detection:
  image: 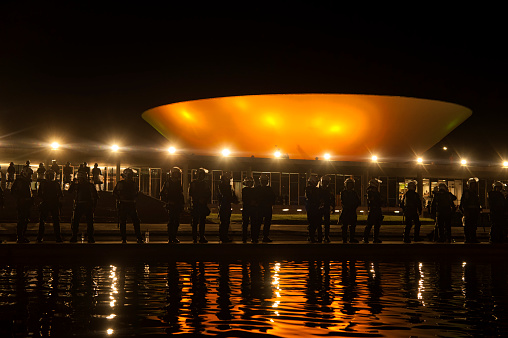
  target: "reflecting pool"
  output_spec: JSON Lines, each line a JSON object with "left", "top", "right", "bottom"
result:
{"left": 1, "top": 260, "right": 507, "bottom": 336}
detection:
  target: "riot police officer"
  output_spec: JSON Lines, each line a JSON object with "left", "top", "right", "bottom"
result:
{"left": 340, "top": 177, "right": 360, "bottom": 243}
{"left": 63, "top": 162, "right": 73, "bottom": 187}
{"left": 68, "top": 171, "right": 99, "bottom": 243}
{"left": 241, "top": 176, "right": 257, "bottom": 243}
{"left": 160, "top": 167, "right": 185, "bottom": 243}
{"left": 430, "top": 182, "right": 457, "bottom": 243}
{"left": 36, "top": 163, "right": 46, "bottom": 190}
{"left": 218, "top": 171, "right": 238, "bottom": 243}
{"left": 460, "top": 177, "right": 481, "bottom": 243}
{"left": 253, "top": 173, "right": 276, "bottom": 243}
{"left": 488, "top": 181, "right": 506, "bottom": 243}
{"left": 364, "top": 178, "right": 383, "bottom": 243}
{"left": 319, "top": 175, "right": 335, "bottom": 243}
{"left": 401, "top": 180, "right": 423, "bottom": 243}
{"left": 37, "top": 169, "right": 63, "bottom": 243}
{"left": 113, "top": 168, "right": 144, "bottom": 244}
{"left": 305, "top": 174, "right": 321, "bottom": 242}
{"left": 189, "top": 168, "right": 211, "bottom": 243}
{"left": 11, "top": 166, "right": 33, "bottom": 243}
{"left": 51, "top": 160, "right": 60, "bottom": 182}
{"left": 7, "top": 162, "right": 15, "bottom": 189}
{"left": 92, "top": 163, "right": 102, "bottom": 191}
{"left": 24, "top": 160, "right": 34, "bottom": 182}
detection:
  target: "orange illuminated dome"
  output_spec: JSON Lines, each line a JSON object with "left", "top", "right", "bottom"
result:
{"left": 142, "top": 94, "right": 471, "bottom": 161}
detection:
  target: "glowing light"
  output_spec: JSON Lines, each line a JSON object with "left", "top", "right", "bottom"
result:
{"left": 111, "top": 144, "right": 119, "bottom": 152}
{"left": 221, "top": 148, "right": 230, "bottom": 157}
{"left": 503, "top": 161, "right": 508, "bottom": 167}
{"left": 324, "top": 153, "right": 331, "bottom": 160}
{"left": 443, "top": 146, "right": 448, "bottom": 150}
{"left": 417, "top": 157, "right": 423, "bottom": 163}
{"left": 371, "top": 155, "right": 378, "bottom": 162}
{"left": 168, "top": 146, "right": 176, "bottom": 154}
{"left": 297, "top": 209, "right": 303, "bottom": 212}
{"left": 274, "top": 150, "right": 281, "bottom": 158}
{"left": 107, "top": 329, "right": 114, "bottom": 335}
{"left": 394, "top": 210, "right": 400, "bottom": 214}
{"left": 461, "top": 159, "right": 467, "bottom": 165}
{"left": 142, "top": 94, "right": 472, "bottom": 161}
{"left": 50, "top": 142, "right": 59, "bottom": 150}
{"left": 282, "top": 208, "right": 289, "bottom": 212}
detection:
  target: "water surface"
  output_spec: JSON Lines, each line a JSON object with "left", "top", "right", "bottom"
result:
{"left": 1, "top": 260, "right": 507, "bottom": 336}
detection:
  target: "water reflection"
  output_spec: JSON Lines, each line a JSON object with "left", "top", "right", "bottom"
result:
{"left": 1, "top": 260, "right": 508, "bottom": 336}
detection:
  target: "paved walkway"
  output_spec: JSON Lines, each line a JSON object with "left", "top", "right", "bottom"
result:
{"left": 0, "top": 222, "right": 494, "bottom": 244}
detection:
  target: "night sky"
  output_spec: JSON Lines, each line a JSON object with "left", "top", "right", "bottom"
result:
{"left": 1, "top": 2, "right": 505, "bottom": 164}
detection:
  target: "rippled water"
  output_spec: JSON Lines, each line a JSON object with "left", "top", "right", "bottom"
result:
{"left": 1, "top": 259, "right": 507, "bottom": 337}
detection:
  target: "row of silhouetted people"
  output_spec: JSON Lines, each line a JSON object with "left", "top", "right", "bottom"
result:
{"left": 2, "top": 163, "right": 508, "bottom": 244}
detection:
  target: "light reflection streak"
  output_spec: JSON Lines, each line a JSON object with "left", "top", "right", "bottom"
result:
{"left": 418, "top": 262, "right": 425, "bottom": 306}
{"left": 272, "top": 263, "right": 282, "bottom": 321}
{"left": 108, "top": 265, "right": 117, "bottom": 330}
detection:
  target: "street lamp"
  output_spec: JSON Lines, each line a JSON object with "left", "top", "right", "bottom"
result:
{"left": 274, "top": 150, "right": 281, "bottom": 158}
{"left": 461, "top": 159, "right": 467, "bottom": 166}
{"left": 168, "top": 146, "right": 176, "bottom": 154}
{"left": 371, "top": 155, "right": 378, "bottom": 162}
{"left": 417, "top": 157, "right": 423, "bottom": 164}
{"left": 111, "top": 144, "right": 119, "bottom": 152}
{"left": 324, "top": 153, "right": 331, "bottom": 160}
{"left": 222, "top": 148, "right": 230, "bottom": 157}
{"left": 51, "top": 141, "right": 60, "bottom": 150}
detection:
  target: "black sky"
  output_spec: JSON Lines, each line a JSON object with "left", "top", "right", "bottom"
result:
{"left": 0, "top": 2, "right": 506, "bottom": 164}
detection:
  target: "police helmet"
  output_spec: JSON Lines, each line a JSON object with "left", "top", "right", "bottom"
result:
{"left": 259, "top": 173, "right": 269, "bottom": 184}
{"left": 170, "top": 167, "right": 182, "bottom": 179}
{"left": 122, "top": 168, "right": 134, "bottom": 179}
{"left": 320, "top": 175, "right": 331, "bottom": 187}
{"left": 407, "top": 180, "right": 417, "bottom": 190}
{"left": 369, "top": 178, "right": 382, "bottom": 188}
{"left": 493, "top": 181, "right": 505, "bottom": 190}
{"left": 467, "top": 177, "right": 479, "bottom": 188}
{"left": 243, "top": 176, "right": 254, "bottom": 187}
{"left": 344, "top": 177, "right": 355, "bottom": 189}
{"left": 308, "top": 174, "right": 319, "bottom": 187}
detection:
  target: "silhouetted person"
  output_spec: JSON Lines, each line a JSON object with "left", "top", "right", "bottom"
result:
{"left": 430, "top": 182, "right": 457, "bottom": 243}
{"left": 189, "top": 168, "right": 211, "bottom": 243}
{"left": 62, "top": 162, "right": 73, "bottom": 186}
{"left": 91, "top": 163, "right": 102, "bottom": 191}
{"left": 306, "top": 174, "right": 321, "bottom": 242}
{"left": 402, "top": 180, "right": 423, "bottom": 243}
{"left": 340, "top": 177, "right": 360, "bottom": 243}
{"left": 160, "top": 167, "right": 184, "bottom": 243}
{"left": 78, "top": 161, "right": 90, "bottom": 180}
{"left": 11, "top": 166, "right": 33, "bottom": 243}
{"left": 253, "top": 173, "right": 275, "bottom": 243}
{"left": 24, "top": 160, "right": 34, "bottom": 182}
{"left": 37, "top": 169, "right": 63, "bottom": 243}
{"left": 488, "top": 181, "right": 507, "bottom": 243}
{"left": 364, "top": 178, "right": 383, "bottom": 243}
{"left": 113, "top": 168, "right": 144, "bottom": 244}
{"left": 68, "top": 171, "right": 99, "bottom": 243}
{"left": 7, "top": 162, "right": 15, "bottom": 189}
{"left": 36, "top": 163, "right": 46, "bottom": 190}
{"left": 241, "top": 176, "right": 257, "bottom": 243}
{"left": 218, "top": 171, "right": 238, "bottom": 243}
{"left": 319, "top": 175, "right": 335, "bottom": 243}
{"left": 50, "top": 160, "right": 60, "bottom": 181}
{"left": 460, "top": 177, "right": 481, "bottom": 243}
